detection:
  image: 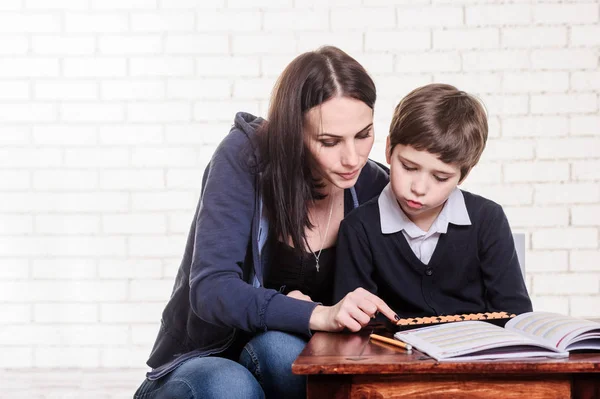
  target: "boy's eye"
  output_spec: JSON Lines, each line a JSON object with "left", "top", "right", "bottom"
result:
{"left": 434, "top": 175, "right": 450, "bottom": 182}
{"left": 401, "top": 163, "right": 417, "bottom": 171}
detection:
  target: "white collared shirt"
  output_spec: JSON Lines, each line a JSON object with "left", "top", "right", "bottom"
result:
{"left": 378, "top": 184, "right": 471, "bottom": 265}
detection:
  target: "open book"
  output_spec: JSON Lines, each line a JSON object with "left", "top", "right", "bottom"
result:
{"left": 393, "top": 311, "right": 600, "bottom": 361}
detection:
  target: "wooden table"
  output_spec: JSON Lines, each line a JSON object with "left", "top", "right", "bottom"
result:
{"left": 292, "top": 329, "right": 600, "bottom": 398}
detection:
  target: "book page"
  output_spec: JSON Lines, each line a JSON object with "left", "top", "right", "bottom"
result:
{"left": 506, "top": 312, "right": 600, "bottom": 352}
{"left": 394, "top": 321, "right": 564, "bottom": 361}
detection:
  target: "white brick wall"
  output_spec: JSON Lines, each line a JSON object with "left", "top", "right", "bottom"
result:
{"left": 0, "top": 0, "right": 599, "bottom": 397}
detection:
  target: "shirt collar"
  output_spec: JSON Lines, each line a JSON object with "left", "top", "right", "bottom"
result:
{"left": 378, "top": 184, "right": 471, "bottom": 236}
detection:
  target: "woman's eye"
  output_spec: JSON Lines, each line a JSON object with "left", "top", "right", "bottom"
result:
{"left": 356, "top": 131, "right": 372, "bottom": 140}
{"left": 320, "top": 140, "right": 338, "bottom": 147}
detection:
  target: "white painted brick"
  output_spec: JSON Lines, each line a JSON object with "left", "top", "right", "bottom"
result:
{"left": 160, "top": 0, "right": 224, "bottom": 8}
{"left": 397, "top": 6, "right": 463, "bottom": 27}
{"left": 101, "top": 304, "right": 163, "bottom": 323}
{"left": 531, "top": 94, "right": 597, "bottom": 115}
{"left": 0, "top": 170, "right": 30, "bottom": 190}
{"left": 353, "top": 53, "right": 394, "bottom": 75}
{"left": 127, "top": 103, "right": 191, "bottom": 122}
{"left": 198, "top": 10, "right": 261, "bottom": 32}
{"left": 130, "top": 57, "right": 195, "bottom": 77}
{"left": 532, "top": 228, "right": 598, "bottom": 250}
{"left": 130, "top": 278, "right": 178, "bottom": 299}
{"left": 0, "top": 58, "right": 59, "bottom": 77}
{"left": 483, "top": 95, "right": 529, "bottom": 116}
{"left": 35, "top": 81, "right": 98, "bottom": 100}
{"left": 35, "top": 215, "right": 100, "bottom": 235}
{"left": 533, "top": 3, "right": 598, "bottom": 24}
{"left": 331, "top": 8, "right": 396, "bottom": 30}
{"left": 193, "top": 100, "right": 260, "bottom": 121}
{"left": 0, "top": 36, "right": 28, "bottom": 54}
{"left": 131, "top": 192, "right": 197, "bottom": 211}
{"left": 466, "top": 4, "right": 531, "bottom": 26}
{"left": 99, "top": 35, "right": 163, "bottom": 55}
{"left": 530, "top": 296, "right": 569, "bottom": 315}
{"left": 33, "top": 126, "right": 97, "bottom": 146}
{"left": 572, "top": 72, "right": 600, "bottom": 91}
{"left": 433, "top": 73, "right": 501, "bottom": 94}
{"left": 103, "top": 214, "right": 167, "bottom": 234}
{"left": 65, "top": 13, "right": 129, "bottom": 33}
{"left": 533, "top": 273, "right": 597, "bottom": 294}
{"left": 227, "top": 0, "right": 291, "bottom": 8}
{"left": 505, "top": 206, "right": 569, "bottom": 228}
{"left": 531, "top": 49, "right": 598, "bottom": 70}
{"left": 434, "top": 28, "right": 498, "bottom": 50}
{"left": 33, "top": 170, "right": 98, "bottom": 191}
{"left": 232, "top": 33, "right": 297, "bottom": 54}
{"left": 197, "top": 56, "right": 260, "bottom": 77}
{"left": 502, "top": 27, "right": 567, "bottom": 48}
{"left": 101, "top": 80, "right": 165, "bottom": 100}
{"left": 34, "top": 304, "right": 98, "bottom": 323}
{"left": 537, "top": 138, "right": 600, "bottom": 160}
{"left": 503, "top": 72, "right": 568, "bottom": 93}
{"left": 295, "top": 32, "right": 364, "bottom": 54}
{"left": 168, "top": 212, "right": 193, "bottom": 233}
{"left": 98, "top": 259, "right": 163, "bottom": 279}
{"left": 166, "top": 122, "right": 232, "bottom": 145}
{"left": 167, "top": 78, "right": 231, "bottom": 99}
{"left": 264, "top": 10, "right": 328, "bottom": 31}
{"left": 99, "top": 125, "right": 163, "bottom": 145}
{"left": 525, "top": 250, "right": 569, "bottom": 272}
{"left": 462, "top": 162, "right": 502, "bottom": 184}
{"left": 64, "top": 58, "right": 127, "bottom": 78}
{"left": 131, "top": 147, "right": 197, "bottom": 167}
{"left": 65, "top": 148, "right": 129, "bottom": 168}
{"left": 572, "top": 205, "right": 600, "bottom": 227}
{"left": 0, "top": 81, "right": 29, "bottom": 100}
{"left": 0, "top": 103, "right": 57, "bottom": 122}
{"left": 366, "top": 31, "right": 431, "bottom": 51}
{"left": 0, "top": 0, "right": 23, "bottom": 10}
{"left": 0, "top": 281, "right": 128, "bottom": 302}
{"left": 484, "top": 139, "right": 534, "bottom": 161}
{"left": 0, "top": 305, "right": 32, "bottom": 324}
{"left": 395, "top": 52, "right": 461, "bottom": 73}
{"left": 0, "top": 126, "right": 30, "bottom": 145}
{"left": 295, "top": 0, "right": 361, "bottom": 7}
{"left": 166, "top": 169, "right": 203, "bottom": 189}
{"left": 0, "top": 148, "right": 61, "bottom": 168}
{"left": 61, "top": 103, "right": 125, "bottom": 122}
{"left": 505, "top": 161, "right": 569, "bottom": 183}
{"left": 132, "top": 12, "right": 195, "bottom": 32}
{"left": 570, "top": 251, "right": 600, "bottom": 272}
{"left": 91, "top": 0, "right": 157, "bottom": 9}
{"left": 0, "top": 259, "right": 29, "bottom": 279}
{"left": 100, "top": 169, "right": 165, "bottom": 190}
{"left": 535, "top": 183, "right": 599, "bottom": 205}
{"left": 23, "top": 325, "right": 130, "bottom": 346}
{"left": 165, "top": 34, "right": 228, "bottom": 54}
{"left": 31, "top": 35, "right": 95, "bottom": 55}
{"left": 463, "top": 51, "right": 529, "bottom": 71}
{"left": 503, "top": 116, "right": 568, "bottom": 138}
{"left": 572, "top": 160, "right": 600, "bottom": 181}
{"left": 101, "top": 347, "right": 149, "bottom": 368}
{"left": 571, "top": 26, "right": 600, "bottom": 47}
{"left": 132, "top": 324, "right": 160, "bottom": 345}
{"left": 261, "top": 55, "right": 296, "bottom": 77}
{"left": 571, "top": 296, "right": 600, "bottom": 318}
{"left": 233, "top": 78, "right": 279, "bottom": 100}
{"left": 375, "top": 75, "right": 433, "bottom": 100}
{"left": 26, "top": 0, "right": 88, "bottom": 9}
{"left": 0, "top": 193, "right": 129, "bottom": 213}
{"left": 32, "top": 258, "right": 97, "bottom": 279}
{"left": 0, "top": 348, "right": 33, "bottom": 368}
{"left": 0, "top": 236, "right": 128, "bottom": 257}
{"left": 163, "top": 258, "right": 181, "bottom": 278}
{"left": 35, "top": 348, "right": 100, "bottom": 368}
{"left": 0, "top": 13, "right": 61, "bottom": 33}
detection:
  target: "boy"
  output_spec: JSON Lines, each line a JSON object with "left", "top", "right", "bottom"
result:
{"left": 333, "top": 83, "right": 532, "bottom": 319}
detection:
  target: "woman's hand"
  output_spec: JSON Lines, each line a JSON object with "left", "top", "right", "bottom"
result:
{"left": 308, "top": 287, "right": 397, "bottom": 332}
{"left": 287, "top": 290, "right": 313, "bottom": 302}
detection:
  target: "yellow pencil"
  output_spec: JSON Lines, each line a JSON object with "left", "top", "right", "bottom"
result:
{"left": 370, "top": 333, "right": 413, "bottom": 351}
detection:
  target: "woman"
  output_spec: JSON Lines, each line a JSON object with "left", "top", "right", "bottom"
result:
{"left": 134, "top": 46, "right": 397, "bottom": 399}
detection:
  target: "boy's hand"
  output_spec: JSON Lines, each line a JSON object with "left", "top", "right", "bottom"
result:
{"left": 287, "top": 290, "right": 313, "bottom": 302}
{"left": 309, "top": 287, "right": 398, "bottom": 332}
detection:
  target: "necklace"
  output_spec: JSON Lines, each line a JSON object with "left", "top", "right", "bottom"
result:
{"left": 309, "top": 190, "right": 334, "bottom": 272}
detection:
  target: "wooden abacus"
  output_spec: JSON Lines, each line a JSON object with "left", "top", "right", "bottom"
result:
{"left": 395, "top": 311, "right": 516, "bottom": 331}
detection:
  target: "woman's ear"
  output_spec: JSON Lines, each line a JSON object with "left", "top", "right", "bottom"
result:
{"left": 385, "top": 136, "right": 391, "bottom": 165}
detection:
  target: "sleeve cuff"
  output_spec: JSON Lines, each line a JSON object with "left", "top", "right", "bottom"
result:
{"left": 264, "top": 294, "right": 318, "bottom": 336}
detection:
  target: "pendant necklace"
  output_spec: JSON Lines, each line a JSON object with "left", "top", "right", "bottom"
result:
{"left": 309, "top": 190, "right": 334, "bottom": 272}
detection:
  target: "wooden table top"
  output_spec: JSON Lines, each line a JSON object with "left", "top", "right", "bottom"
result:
{"left": 292, "top": 329, "right": 600, "bottom": 375}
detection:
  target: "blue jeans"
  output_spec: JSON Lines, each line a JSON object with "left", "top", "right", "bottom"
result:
{"left": 134, "top": 331, "right": 307, "bottom": 399}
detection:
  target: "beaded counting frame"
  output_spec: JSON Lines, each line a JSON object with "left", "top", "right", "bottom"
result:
{"left": 395, "top": 311, "right": 517, "bottom": 331}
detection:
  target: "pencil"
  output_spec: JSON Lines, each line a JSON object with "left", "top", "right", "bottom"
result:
{"left": 370, "top": 333, "right": 413, "bottom": 351}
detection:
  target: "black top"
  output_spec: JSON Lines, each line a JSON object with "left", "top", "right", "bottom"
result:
{"left": 265, "top": 241, "right": 336, "bottom": 306}
{"left": 333, "top": 190, "right": 533, "bottom": 318}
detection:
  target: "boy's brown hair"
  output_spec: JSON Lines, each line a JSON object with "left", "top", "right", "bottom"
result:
{"left": 388, "top": 83, "right": 488, "bottom": 180}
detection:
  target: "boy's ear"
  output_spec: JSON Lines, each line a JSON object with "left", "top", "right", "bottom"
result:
{"left": 385, "top": 136, "right": 391, "bottom": 164}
